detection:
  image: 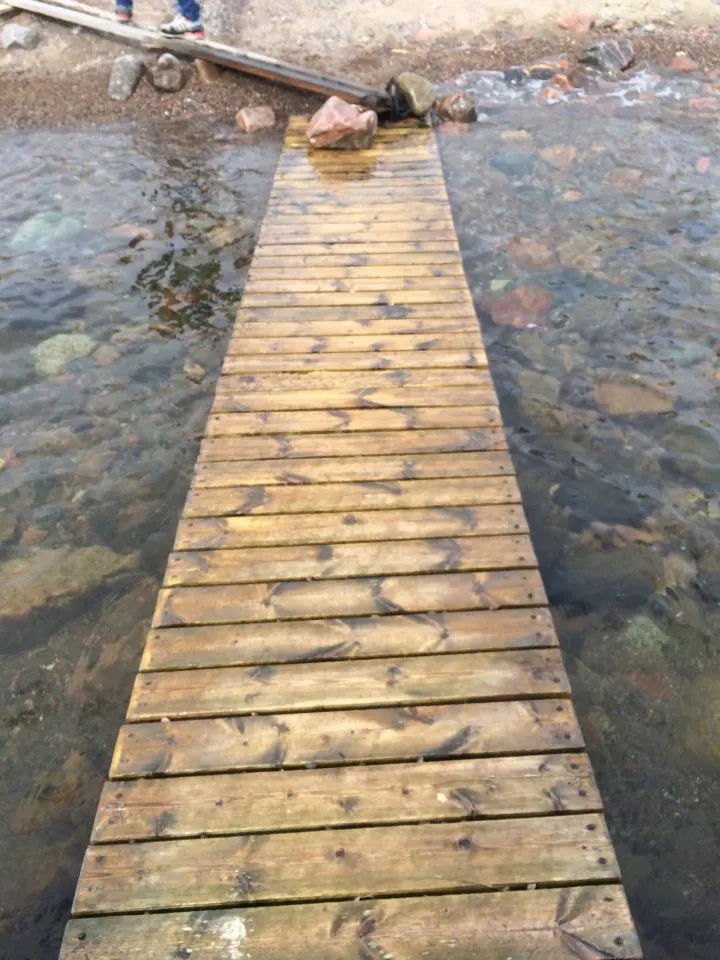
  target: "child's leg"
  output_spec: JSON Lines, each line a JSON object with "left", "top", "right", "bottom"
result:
{"left": 115, "top": 0, "right": 133, "bottom": 20}
{"left": 175, "top": 0, "right": 202, "bottom": 24}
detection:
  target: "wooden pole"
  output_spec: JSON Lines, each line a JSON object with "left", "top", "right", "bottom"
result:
{"left": 6, "top": 0, "right": 384, "bottom": 104}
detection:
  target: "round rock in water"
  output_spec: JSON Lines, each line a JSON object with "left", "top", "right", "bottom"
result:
{"left": 395, "top": 72, "right": 437, "bottom": 116}
{"left": 150, "top": 53, "right": 186, "bottom": 93}
{"left": 108, "top": 54, "right": 146, "bottom": 101}
{"left": 11, "top": 212, "right": 85, "bottom": 254}
{"left": 33, "top": 333, "right": 96, "bottom": 377}
{"left": 489, "top": 150, "right": 537, "bottom": 177}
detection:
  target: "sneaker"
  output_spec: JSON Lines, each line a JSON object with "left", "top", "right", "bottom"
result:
{"left": 159, "top": 13, "right": 204, "bottom": 38}
{"left": 114, "top": 6, "right": 132, "bottom": 21}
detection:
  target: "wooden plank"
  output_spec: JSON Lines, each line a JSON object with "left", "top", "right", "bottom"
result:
{"left": 199, "top": 428, "right": 508, "bottom": 462}
{"left": 185, "top": 476, "right": 519, "bottom": 518}
{"left": 112, "top": 696, "right": 582, "bottom": 778}
{"left": 212, "top": 386, "right": 497, "bottom": 413}
{"left": 231, "top": 320, "right": 477, "bottom": 338}
{"left": 226, "top": 333, "right": 479, "bottom": 354}
{"left": 244, "top": 277, "right": 466, "bottom": 293}
{"left": 243, "top": 253, "right": 463, "bottom": 269}
{"left": 206, "top": 407, "right": 500, "bottom": 437}
{"left": 222, "top": 351, "right": 487, "bottom": 372}
{"left": 265, "top": 205, "right": 453, "bottom": 219}
{"left": 7, "top": 0, "right": 381, "bottom": 102}
{"left": 235, "top": 303, "right": 475, "bottom": 321}
{"left": 92, "top": 753, "right": 599, "bottom": 842}
{"left": 191, "top": 451, "right": 512, "bottom": 487}
{"left": 164, "top": 535, "right": 536, "bottom": 587}
{"left": 240, "top": 290, "right": 469, "bottom": 307}
{"left": 60, "top": 886, "right": 642, "bottom": 960}
{"left": 251, "top": 242, "right": 461, "bottom": 257}
{"left": 152, "top": 570, "right": 545, "bottom": 628}
{"left": 175, "top": 504, "right": 526, "bottom": 550}
{"left": 216, "top": 369, "right": 490, "bottom": 392}
{"left": 73, "top": 813, "right": 617, "bottom": 914}
{"left": 129, "top": 649, "right": 567, "bottom": 721}
{"left": 141, "top": 607, "right": 557, "bottom": 671}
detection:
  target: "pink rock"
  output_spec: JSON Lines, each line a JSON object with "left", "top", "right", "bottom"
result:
{"left": 671, "top": 52, "right": 699, "bottom": 72}
{"left": 435, "top": 92, "right": 477, "bottom": 123}
{"left": 415, "top": 28, "right": 441, "bottom": 43}
{"left": 558, "top": 12, "right": 595, "bottom": 32}
{"left": 235, "top": 106, "right": 276, "bottom": 132}
{"left": 306, "top": 96, "right": 378, "bottom": 150}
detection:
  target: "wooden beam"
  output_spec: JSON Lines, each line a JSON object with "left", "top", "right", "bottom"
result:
{"left": 6, "top": 0, "right": 382, "bottom": 103}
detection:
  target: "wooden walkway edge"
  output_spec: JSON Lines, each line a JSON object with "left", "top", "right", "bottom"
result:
{"left": 58, "top": 119, "right": 643, "bottom": 960}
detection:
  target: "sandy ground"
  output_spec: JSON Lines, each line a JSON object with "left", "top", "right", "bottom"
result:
{"left": 1, "top": 0, "right": 720, "bottom": 125}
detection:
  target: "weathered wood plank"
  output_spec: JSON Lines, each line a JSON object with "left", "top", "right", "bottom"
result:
{"left": 241, "top": 290, "right": 469, "bottom": 307}
{"left": 191, "top": 452, "right": 513, "bottom": 488}
{"left": 93, "top": 753, "right": 599, "bottom": 842}
{"left": 74, "top": 814, "right": 617, "bottom": 914}
{"left": 248, "top": 254, "right": 461, "bottom": 269}
{"left": 141, "top": 607, "right": 557, "bottom": 671}
{"left": 231, "top": 319, "right": 478, "bottom": 339}
{"left": 251, "top": 242, "right": 461, "bottom": 257}
{"left": 60, "top": 886, "right": 642, "bottom": 960}
{"left": 175, "top": 504, "right": 526, "bottom": 550}
{"left": 243, "top": 267, "right": 466, "bottom": 286}
{"left": 128, "top": 649, "right": 567, "bottom": 721}
{"left": 222, "top": 350, "right": 487, "bottom": 372}
{"left": 112, "top": 697, "right": 582, "bottom": 778}
{"left": 265, "top": 206, "right": 453, "bottom": 220}
{"left": 164, "top": 535, "right": 536, "bottom": 587}
{"left": 152, "top": 570, "right": 545, "bottom": 628}
{"left": 244, "top": 277, "right": 466, "bottom": 293}
{"left": 185, "top": 476, "right": 519, "bottom": 518}
{"left": 226, "top": 332, "right": 479, "bottom": 354}
{"left": 199, "top": 428, "right": 508, "bottom": 462}
{"left": 235, "top": 303, "right": 472, "bottom": 320}
{"left": 212, "top": 386, "right": 497, "bottom": 413}
{"left": 206, "top": 407, "right": 500, "bottom": 437}
{"left": 216, "top": 369, "right": 490, "bottom": 392}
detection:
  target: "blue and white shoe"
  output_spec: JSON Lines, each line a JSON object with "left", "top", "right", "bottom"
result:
{"left": 159, "top": 13, "right": 204, "bottom": 38}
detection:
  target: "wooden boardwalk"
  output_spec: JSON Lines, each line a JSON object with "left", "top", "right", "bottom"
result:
{"left": 59, "top": 119, "right": 642, "bottom": 960}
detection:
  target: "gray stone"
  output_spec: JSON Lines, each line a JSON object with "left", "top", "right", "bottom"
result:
{"left": 396, "top": 72, "right": 437, "bottom": 116}
{"left": 489, "top": 150, "right": 537, "bottom": 177}
{"left": 150, "top": 53, "right": 185, "bottom": 93}
{"left": 579, "top": 38, "right": 635, "bottom": 73}
{"left": 11, "top": 212, "right": 85, "bottom": 254}
{"left": 108, "top": 54, "right": 146, "bottom": 101}
{"left": 1, "top": 23, "right": 41, "bottom": 50}
{"left": 34, "top": 333, "right": 96, "bottom": 377}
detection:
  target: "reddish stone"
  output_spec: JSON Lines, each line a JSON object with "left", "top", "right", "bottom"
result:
{"left": 697, "top": 156, "right": 711, "bottom": 174}
{"left": 235, "top": 106, "right": 276, "bottom": 132}
{"left": 415, "top": 28, "right": 440, "bottom": 43}
{"left": 307, "top": 96, "right": 377, "bottom": 150}
{"left": 435, "top": 92, "right": 478, "bottom": 123}
{"left": 538, "top": 86, "right": 564, "bottom": 103}
{"left": 627, "top": 669, "right": 671, "bottom": 702}
{"left": 539, "top": 144, "right": 577, "bottom": 169}
{"left": 507, "top": 237, "right": 555, "bottom": 271}
{"left": 558, "top": 12, "right": 595, "bottom": 32}
{"left": 550, "top": 73, "right": 573, "bottom": 90}
{"left": 671, "top": 52, "right": 698, "bottom": 72}
{"left": 690, "top": 97, "right": 720, "bottom": 110}
{"left": 438, "top": 121, "right": 470, "bottom": 135}
{"left": 563, "top": 189, "right": 583, "bottom": 201}
{"left": 485, "top": 285, "right": 553, "bottom": 328}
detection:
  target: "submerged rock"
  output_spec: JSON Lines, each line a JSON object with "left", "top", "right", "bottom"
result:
{"left": 235, "top": 105, "right": 276, "bottom": 132}
{"left": 150, "top": 53, "right": 185, "bottom": 92}
{"left": 504, "top": 66, "right": 528, "bottom": 86}
{"left": 307, "top": 97, "right": 377, "bottom": 150}
{"left": 34, "top": 333, "right": 96, "bottom": 377}
{"left": 594, "top": 379, "right": 676, "bottom": 415}
{"left": 435, "top": 92, "right": 477, "bottom": 123}
{"left": 619, "top": 614, "right": 672, "bottom": 652}
{"left": 11, "top": 212, "right": 84, "bottom": 254}
{"left": 579, "top": 38, "right": 635, "bottom": 73}
{"left": 0, "top": 546, "right": 139, "bottom": 620}
{"left": 485, "top": 284, "right": 552, "bottom": 328}
{"left": 395, "top": 72, "right": 437, "bottom": 116}
{"left": 108, "top": 54, "right": 145, "bottom": 101}
{"left": 489, "top": 150, "right": 536, "bottom": 177}
{"left": 1, "top": 23, "right": 40, "bottom": 50}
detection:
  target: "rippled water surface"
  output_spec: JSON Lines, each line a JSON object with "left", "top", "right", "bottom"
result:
{"left": 440, "top": 83, "right": 720, "bottom": 960}
{"left": 0, "top": 119, "right": 280, "bottom": 959}
{"left": 1, "top": 84, "right": 719, "bottom": 960}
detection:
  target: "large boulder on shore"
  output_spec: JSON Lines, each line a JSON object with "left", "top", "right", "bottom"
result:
{"left": 307, "top": 97, "right": 377, "bottom": 150}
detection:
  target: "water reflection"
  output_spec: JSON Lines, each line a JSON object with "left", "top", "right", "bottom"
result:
{"left": 0, "top": 118, "right": 280, "bottom": 959}
{"left": 440, "top": 85, "right": 720, "bottom": 960}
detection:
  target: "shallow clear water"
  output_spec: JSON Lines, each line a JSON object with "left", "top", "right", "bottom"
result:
{"left": 1, "top": 86, "right": 719, "bottom": 960}
{"left": 440, "top": 87, "right": 720, "bottom": 960}
{"left": 0, "top": 119, "right": 280, "bottom": 958}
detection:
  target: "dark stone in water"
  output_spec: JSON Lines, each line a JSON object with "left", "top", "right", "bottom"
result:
{"left": 489, "top": 150, "right": 537, "bottom": 177}
{"left": 504, "top": 66, "right": 529, "bottom": 86}
{"left": 684, "top": 221, "right": 716, "bottom": 243}
{"left": 579, "top": 38, "right": 635, "bottom": 73}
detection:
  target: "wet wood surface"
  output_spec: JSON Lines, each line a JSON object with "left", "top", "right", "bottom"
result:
{"left": 59, "top": 120, "right": 642, "bottom": 959}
